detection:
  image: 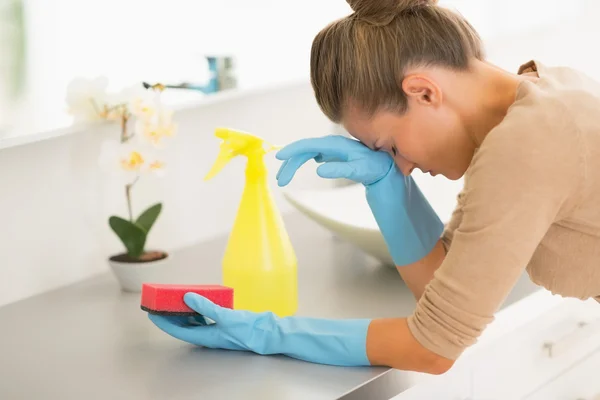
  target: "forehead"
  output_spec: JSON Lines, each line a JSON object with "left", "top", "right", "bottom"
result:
{"left": 342, "top": 107, "right": 409, "bottom": 148}
{"left": 341, "top": 117, "right": 375, "bottom": 147}
{"left": 340, "top": 104, "right": 378, "bottom": 142}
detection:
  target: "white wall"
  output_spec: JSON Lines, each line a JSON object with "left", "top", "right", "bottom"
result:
{"left": 15, "top": 0, "right": 354, "bottom": 133}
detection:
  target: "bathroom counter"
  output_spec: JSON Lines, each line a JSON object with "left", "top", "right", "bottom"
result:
{"left": 0, "top": 213, "right": 540, "bottom": 400}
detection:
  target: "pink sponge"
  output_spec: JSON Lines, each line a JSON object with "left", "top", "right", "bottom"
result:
{"left": 141, "top": 283, "right": 234, "bottom": 316}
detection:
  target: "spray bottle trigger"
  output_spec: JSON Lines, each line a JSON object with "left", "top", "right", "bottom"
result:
{"left": 204, "top": 152, "right": 232, "bottom": 181}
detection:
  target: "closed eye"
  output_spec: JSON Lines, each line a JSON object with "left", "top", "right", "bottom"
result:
{"left": 391, "top": 146, "right": 397, "bottom": 156}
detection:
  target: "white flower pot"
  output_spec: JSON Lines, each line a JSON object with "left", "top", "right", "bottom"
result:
{"left": 108, "top": 252, "right": 171, "bottom": 292}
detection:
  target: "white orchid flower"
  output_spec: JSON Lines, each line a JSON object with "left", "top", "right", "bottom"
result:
{"left": 134, "top": 107, "right": 177, "bottom": 147}
{"left": 109, "top": 83, "right": 158, "bottom": 120}
{"left": 65, "top": 76, "right": 110, "bottom": 122}
{"left": 99, "top": 136, "right": 168, "bottom": 185}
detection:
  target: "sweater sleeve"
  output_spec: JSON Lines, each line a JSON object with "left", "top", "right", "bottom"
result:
{"left": 440, "top": 187, "right": 466, "bottom": 253}
{"left": 407, "top": 95, "right": 583, "bottom": 360}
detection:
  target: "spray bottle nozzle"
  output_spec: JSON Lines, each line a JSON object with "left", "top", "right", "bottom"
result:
{"left": 204, "top": 127, "right": 280, "bottom": 181}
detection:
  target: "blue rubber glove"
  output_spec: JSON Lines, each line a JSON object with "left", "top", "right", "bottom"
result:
{"left": 148, "top": 293, "right": 371, "bottom": 367}
{"left": 275, "top": 135, "right": 443, "bottom": 266}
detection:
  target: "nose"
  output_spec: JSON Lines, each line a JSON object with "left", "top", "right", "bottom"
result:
{"left": 395, "top": 157, "right": 415, "bottom": 176}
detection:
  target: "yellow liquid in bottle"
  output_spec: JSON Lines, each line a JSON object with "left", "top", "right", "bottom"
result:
{"left": 223, "top": 265, "right": 297, "bottom": 317}
{"left": 221, "top": 164, "right": 298, "bottom": 317}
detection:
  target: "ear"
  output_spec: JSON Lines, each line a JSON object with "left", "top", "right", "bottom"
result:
{"left": 401, "top": 75, "right": 442, "bottom": 107}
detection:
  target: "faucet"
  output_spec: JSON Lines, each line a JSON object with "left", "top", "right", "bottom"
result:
{"left": 203, "top": 56, "right": 237, "bottom": 93}
{"left": 143, "top": 55, "right": 237, "bottom": 95}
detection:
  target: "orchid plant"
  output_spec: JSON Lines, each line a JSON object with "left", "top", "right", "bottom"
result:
{"left": 66, "top": 77, "right": 177, "bottom": 262}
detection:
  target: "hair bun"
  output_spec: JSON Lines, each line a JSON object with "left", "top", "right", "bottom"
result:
{"left": 347, "top": 0, "right": 438, "bottom": 25}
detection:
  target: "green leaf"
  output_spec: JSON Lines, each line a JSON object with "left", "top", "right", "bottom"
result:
{"left": 109, "top": 216, "right": 147, "bottom": 259}
{"left": 135, "top": 203, "right": 162, "bottom": 234}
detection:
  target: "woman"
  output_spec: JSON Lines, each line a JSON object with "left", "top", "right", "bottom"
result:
{"left": 148, "top": 0, "right": 600, "bottom": 374}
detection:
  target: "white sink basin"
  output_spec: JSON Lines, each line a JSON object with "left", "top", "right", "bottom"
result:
{"left": 282, "top": 172, "right": 463, "bottom": 266}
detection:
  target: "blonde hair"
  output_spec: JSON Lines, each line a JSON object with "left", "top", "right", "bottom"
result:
{"left": 310, "top": 0, "right": 484, "bottom": 122}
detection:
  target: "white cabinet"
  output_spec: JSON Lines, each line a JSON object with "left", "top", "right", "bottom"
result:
{"left": 464, "top": 297, "right": 600, "bottom": 400}
{"left": 524, "top": 347, "right": 600, "bottom": 400}
{"left": 392, "top": 295, "right": 600, "bottom": 400}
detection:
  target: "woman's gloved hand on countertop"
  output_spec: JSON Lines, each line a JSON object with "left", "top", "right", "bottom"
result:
{"left": 275, "top": 135, "right": 443, "bottom": 266}
{"left": 148, "top": 292, "right": 372, "bottom": 367}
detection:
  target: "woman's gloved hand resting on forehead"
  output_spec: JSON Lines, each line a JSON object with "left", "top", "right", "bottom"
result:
{"left": 275, "top": 134, "right": 443, "bottom": 266}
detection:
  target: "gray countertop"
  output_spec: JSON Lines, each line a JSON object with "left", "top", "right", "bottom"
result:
{"left": 0, "top": 213, "right": 539, "bottom": 400}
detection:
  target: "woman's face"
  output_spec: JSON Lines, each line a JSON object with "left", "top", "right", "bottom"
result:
{"left": 341, "top": 75, "right": 478, "bottom": 180}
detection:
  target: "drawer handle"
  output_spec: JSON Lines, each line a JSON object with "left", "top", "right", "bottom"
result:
{"left": 542, "top": 319, "right": 600, "bottom": 358}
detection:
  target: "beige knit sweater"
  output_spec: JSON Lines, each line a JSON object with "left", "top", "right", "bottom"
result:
{"left": 407, "top": 60, "right": 600, "bottom": 360}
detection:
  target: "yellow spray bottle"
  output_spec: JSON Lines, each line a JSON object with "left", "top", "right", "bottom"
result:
{"left": 204, "top": 127, "right": 298, "bottom": 317}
